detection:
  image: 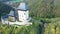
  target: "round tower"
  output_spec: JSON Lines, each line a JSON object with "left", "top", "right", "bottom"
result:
{"left": 17, "top": 0, "right": 29, "bottom": 21}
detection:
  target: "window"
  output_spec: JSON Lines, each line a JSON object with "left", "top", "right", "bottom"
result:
{"left": 24, "top": 13, "right": 26, "bottom": 15}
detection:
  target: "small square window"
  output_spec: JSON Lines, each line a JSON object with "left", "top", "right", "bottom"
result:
{"left": 24, "top": 13, "right": 26, "bottom": 15}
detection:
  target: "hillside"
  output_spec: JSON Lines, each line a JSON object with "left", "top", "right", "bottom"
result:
{"left": 0, "top": 0, "right": 60, "bottom": 34}
{"left": 0, "top": 0, "right": 60, "bottom": 17}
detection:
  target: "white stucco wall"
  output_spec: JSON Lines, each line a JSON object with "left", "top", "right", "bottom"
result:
{"left": 18, "top": 10, "right": 29, "bottom": 21}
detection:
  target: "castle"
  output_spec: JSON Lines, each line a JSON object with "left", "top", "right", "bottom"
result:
{"left": 1, "top": 0, "right": 32, "bottom": 26}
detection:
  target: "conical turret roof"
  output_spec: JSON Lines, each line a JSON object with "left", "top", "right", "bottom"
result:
{"left": 17, "top": 1, "right": 29, "bottom": 11}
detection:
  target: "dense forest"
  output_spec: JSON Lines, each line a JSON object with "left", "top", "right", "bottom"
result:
{"left": 0, "top": 0, "right": 60, "bottom": 34}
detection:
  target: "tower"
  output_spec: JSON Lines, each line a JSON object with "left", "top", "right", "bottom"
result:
{"left": 17, "top": 0, "right": 29, "bottom": 22}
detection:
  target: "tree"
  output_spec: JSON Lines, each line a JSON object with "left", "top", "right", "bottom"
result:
{"left": 0, "top": 2, "right": 14, "bottom": 21}
{"left": 27, "top": 0, "right": 55, "bottom": 34}
{"left": 40, "top": 0, "right": 55, "bottom": 34}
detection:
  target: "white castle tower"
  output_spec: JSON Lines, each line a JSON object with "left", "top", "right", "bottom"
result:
{"left": 1, "top": 0, "right": 32, "bottom": 26}
{"left": 17, "top": 1, "right": 29, "bottom": 22}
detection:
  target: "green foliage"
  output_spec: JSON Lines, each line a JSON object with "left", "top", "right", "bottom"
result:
{"left": 0, "top": 0, "right": 60, "bottom": 34}
{"left": 0, "top": 19, "right": 60, "bottom": 34}
{"left": 40, "top": 18, "right": 52, "bottom": 23}
{"left": 0, "top": 2, "right": 13, "bottom": 16}
{"left": 27, "top": 0, "right": 60, "bottom": 18}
